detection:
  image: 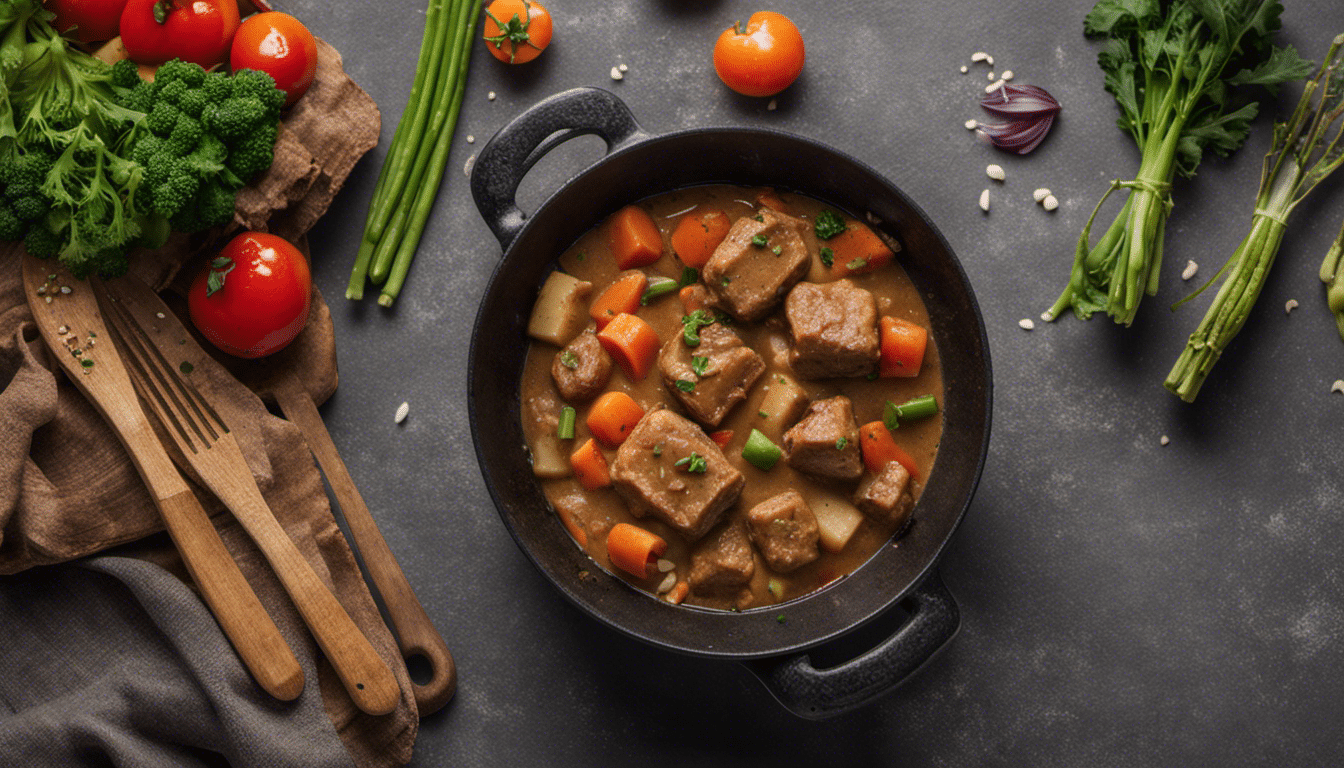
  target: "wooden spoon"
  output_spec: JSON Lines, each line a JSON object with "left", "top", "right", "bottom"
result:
{"left": 20, "top": 254, "right": 304, "bottom": 702}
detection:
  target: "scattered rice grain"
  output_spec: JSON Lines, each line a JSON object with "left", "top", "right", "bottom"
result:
{"left": 657, "top": 573, "right": 677, "bottom": 593}
{"left": 960, "top": 65, "right": 969, "bottom": 73}
{"left": 1033, "top": 187, "right": 1051, "bottom": 202}
{"left": 1001, "top": 69, "right": 1014, "bottom": 80}
{"left": 619, "top": 63, "right": 628, "bottom": 72}
{"left": 985, "top": 79, "right": 1006, "bottom": 93}
{"left": 986, "top": 164, "right": 1005, "bottom": 181}
{"left": 1181, "top": 260, "right": 1198, "bottom": 281}
{"left": 964, "top": 118, "right": 978, "bottom": 130}
{"left": 1042, "top": 194, "right": 1059, "bottom": 212}
{"left": 978, "top": 189, "right": 990, "bottom": 212}
{"left": 987, "top": 70, "right": 996, "bottom": 80}
{"left": 463, "top": 153, "right": 475, "bottom": 176}
{"left": 656, "top": 558, "right": 675, "bottom": 573}
{"left": 466, "top": 135, "right": 475, "bottom": 144}
{"left": 394, "top": 402, "right": 410, "bottom": 424}
{"left": 971, "top": 51, "right": 993, "bottom": 64}
{"left": 1018, "top": 318, "right": 1035, "bottom": 330}
{"left": 1285, "top": 299, "right": 1299, "bottom": 314}
{"left": 767, "top": 98, "right": 777, "bottom": 111}
{"left": 1160, "top": 435, "right": 1170, "bottom": 446}
{"left": 487, "top": 91, "right": 496, "bottom": 100}
{"left": 610, "top": 66, "right": 623, "bottom": 80}
{"left": 1333, "top": 380, "right": 1344, "bottom": 394}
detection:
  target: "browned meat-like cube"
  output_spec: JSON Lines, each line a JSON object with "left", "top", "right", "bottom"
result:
{"left": 701, "top": 208, "right": 811, "bottom": 321}
{"left": 551, "top": 330, "right": 614, "bottom": 402}
{"left": 745, "top": 490, "right": 820, "bottom": 573}
{"left": 783, "top": 396, "right": 863, "bottom": 480}
{"left": 854, "top": 461, "right": 915, "bottom": 530}
{"left": 657, "top": 324, "right": 765, "bottom": 428}
{"left": 610, "top": 408, "right": 745, "bottom": 541}
{"left": 688, "top": 519, "right": 756, "bottom": 596}
{"left": 785, "top": 279, "right": 880, "bottom": 379}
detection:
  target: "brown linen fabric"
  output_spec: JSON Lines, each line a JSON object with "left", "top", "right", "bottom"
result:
{"left": 0, "top": 38, "right": 417, "bottom": 767}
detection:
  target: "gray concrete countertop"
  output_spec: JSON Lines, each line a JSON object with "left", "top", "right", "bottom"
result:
{"left": 286, "top": 0, "right": 1343, "bottom": 764}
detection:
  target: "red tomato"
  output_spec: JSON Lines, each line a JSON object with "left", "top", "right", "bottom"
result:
{"left": 188, "top": 232, "right": 312, "bottom": 359}
{"left": 230, "top": 12, "right": 318, "bottom": 106}
{"left": 712, "top": 11, "right": 805, "bottom": 97}
{"left": 119, "top": 0, "right": 240, "bottom": 68}
{"left": 46, "top": 0, "right": 129, "bottom": 43}
{"left": 482, "top": 0, "right": 552, "bottom": 64}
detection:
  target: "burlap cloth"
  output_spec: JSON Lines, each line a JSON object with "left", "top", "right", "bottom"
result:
{"left": 0, "top": 39, "right": 420, "bottom": 766}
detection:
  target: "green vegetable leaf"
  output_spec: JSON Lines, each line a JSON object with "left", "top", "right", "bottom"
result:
{"left": 675, "top": 379, "right": 695, "bottom": 392}
{"left": 819, "top": 247, "right": 834, "bottom": 268}
{"left": 691, "top": 355, "right": 709, "bottom": 376}
{"left": 674, "top": 452, "right": 707, "bottom": 473}
{"left": 681, "top": 309, "right": 718, "bottom": 346}
{"left": 559, "top": 351, "right": 579, "bottom": 369}
{"left": 206, "top": 257, "right": 235, "bottom": 296}
{"left": 814, "top": 210, "right": 847, "bottom": 240}
{"left": 1227, "top": 45, "right": 1315, "bottom": 91}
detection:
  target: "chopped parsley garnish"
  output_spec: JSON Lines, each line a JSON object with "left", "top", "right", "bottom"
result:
{"left": 681, "top": 309, "right": 718, "bottom": 346}
{"left": 814, "top": 210, "right": 847, "bottom": 240}
{"left": 675, "top": 379, "right": 696, "bottom": 392}
{"left": 771, "top": 245, "right": 782, "bottom": 255}
{"left": 691, "top": 356, "right": 709, "bottom": 376}
{"left": 558, "top": 351, "right": 579, "bottom": 369}
{"left": 720, "top": 275, "right": 731, "bottom": 286}
{"left": 679, "top": 266, "right": 699, "bottom": 286}
{"left": 776, "top": 614, "right": 787, "bottom": 624}
{"left": 819, "top": 247, "right": 834, "bottom": 268}
{"left": 751, "top": 234, "right": 768, "bottom": 247}
{"left": 674, "top": 452, "right": 708, "bottom": 473}
{"left": 753, "top": 213, "right": 765, "bottom": 222}
{"left": 576, "top": 251, "right": 586, "bottom": 262}
{"left": 835, "top": 437, "right": 848, "bottom": 450}
{"left": 846, "top": 257, "right": 868, "bottom": 271}
{"left": 758, "top": 410, "right": 770, "bottom": 418}
{"left": 653, "top": 444, "right": 663, "bottom": 457}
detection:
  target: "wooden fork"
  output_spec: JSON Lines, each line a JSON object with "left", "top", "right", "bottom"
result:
{"left": 96, "top": 284, "right": 401, "bottom": 717}
{"left": 19, "top": 255, "right": 304, "bottom": 701}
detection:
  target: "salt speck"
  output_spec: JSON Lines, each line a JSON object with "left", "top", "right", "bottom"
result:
{"left": 487, "top": 91, "right": 496, "bottom": 101}
{"left": 394, "top": 402, "right": 410, "bottom": 424}
{"left": 1160, "top": 435, "right": 1170, "bottom": 446}
{"left": 619, "top": 63, "right": 628, "bottom": 72}
{"left": 767, "top": 98, "right": 778, "bottom": 111}
{"left": 466, "top": 135, "right": 475, "bottom": 144}
{"left": 960, "top": 65, "right": 969, "bottom": 74}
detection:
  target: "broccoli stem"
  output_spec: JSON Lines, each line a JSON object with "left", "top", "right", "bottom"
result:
{"left": 378, "top": 0, "right": 478, "bottom": 307}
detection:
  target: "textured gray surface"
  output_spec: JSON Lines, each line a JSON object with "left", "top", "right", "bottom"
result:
{"left": 289, "top": 0, "right": 1343, "bottom": 764}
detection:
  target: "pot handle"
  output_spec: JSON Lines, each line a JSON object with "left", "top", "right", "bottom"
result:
{"left": 744, "top": 569, "right": 960, "bottom": 719}
{"left": 470, "top": 87, "right": 647, "bottom": 250}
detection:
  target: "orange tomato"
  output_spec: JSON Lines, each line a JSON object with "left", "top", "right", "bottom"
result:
{"left": 482, "top": 0, "right": 552, "bottom": 64}
{"left": 712, "top": 11, "right": 805, "bottom": 97}
{"left": 230, "top": 12, "right": 319, "bottom": 107}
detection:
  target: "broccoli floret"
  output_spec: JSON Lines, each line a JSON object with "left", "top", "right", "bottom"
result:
{"left": 157, "top": 78, "right": 188, "bottom": 106}
{"left": 117, "top": 80, "right": 157, "bottom": 113}
{"left": 130, "top": 133, "right": 164, "bottom": 167}
{"left": 1, "top": 151, "right": 55, "bottom": 223}
{"left": 177, "top": 89, "right": 208, "bottom": 119}
{"left": 109, "top": 58, "right": 142, "bottom": 89}
{"left": 0, "top": 202, "right": 23, "bottom": 241}
{"left": 146, "top": 159, "right": 197, "bottom": 219}
{"left": 10, "top": 193, "right": 46, "bottom": 221}
{"left": 166, "top": 114, "right": 203, "bottom": 157}
{"left": 169, "top": 180, "right": 236, "bottom": 233}
{"left": 225, "top": 121, "right": 278, "bottom": 182}
{"left": 145, "top": 101, "right": 182, "bottom": 137}
{"left": 230, "top": 68, "right": 287, "bottom": 116}
{"left": 23, "top": 222, "right": 63, "bottom": 259}
{"left": 202, "top": 72, "right": 233, "bottom": 104}
{"left": 201, "top": 97, "right": 269, "bottom": 141}
{"left": 153, "top": 59, "right": 207, "bottom": 90}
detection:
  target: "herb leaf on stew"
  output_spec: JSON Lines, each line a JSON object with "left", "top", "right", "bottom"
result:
{"left": 681, "top": 309, "right": 718, "bottom": 346}
{"left": 674, "top": 452, "right": 708, "bottom": 473}
{"left": 814, "top": 210, "right": 847, "bottom": 240}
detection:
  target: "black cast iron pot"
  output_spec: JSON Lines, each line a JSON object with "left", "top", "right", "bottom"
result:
{"left": 468, "top": 87, "right": 991, "bottom": 719}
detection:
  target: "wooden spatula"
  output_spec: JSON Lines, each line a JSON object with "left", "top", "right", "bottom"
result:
{"left": 20, "top": 254, "right": 304, "bottom": 702}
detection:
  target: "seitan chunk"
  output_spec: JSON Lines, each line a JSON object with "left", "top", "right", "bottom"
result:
{"left": 657, "top": 324, "right": 765, "bottom": 428}
{"left": 854, "top": 461, "right": 915, "bottom": 530}
{"left": 609, "top": 408, "right": 744, "bottom": 541}
{"left": 745, "top": 490, "right": 821, "bottom": 573}
{"left": 783, "top": 396, "right": 863, "bottom": 480}
{"left": 551, "top": 330, "right": 614, "bottom": 402}
{"left": 701, "top": 208, "right": 811, "bottom": 321}
{"left": 688, "top": 519, "right": 756, "bottom": 596}
{"left": 785, "top": 279, "right": 880, "bottom": 379}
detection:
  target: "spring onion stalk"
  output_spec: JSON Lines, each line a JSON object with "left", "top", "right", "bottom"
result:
{"left": 1319, "top": 218, "right": 1344, "bottom": 339}
{"left": 1165, "top": 34, "right": 1344, "bottom": 402}
{"left": 884, "top": 394, "right": 939, "bottom": 429}
{"left": 640, "top": 277, "right": 679, "bottom": 305}
{"left": 1044, "top": 0, "right": 1312, "bottom": 327}
{"left": 346, "top": 0, "right": 480, "bottom": 305}
{"left": 557, "top": 406, "right": 576, "bottom": 440}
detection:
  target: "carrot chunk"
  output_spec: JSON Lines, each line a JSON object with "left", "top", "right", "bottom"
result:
{"left": 609, "top": 205, "right": 663, "bottom": 269}
{"left": 569, "top": 438, "right": 611, "bottom": 490}
{"left": 709, "top": 429, "right": 734, "bottom": 448}
{"left": 858, "top": 421, "right": 920, "bottom": 479}
{"left": 670, "top": 210, "right": 731, "bottom": 269}
{"left": 879, "top": 316, "right": 928, "bottom": 378}
{"left": 597, "top": 312, "right": 660, "bottom": 381}
{"left": 827, "top": 219, "right": 896, "bottom": 278}
{"left": 606, "top": 522, "right": 668, "bottom": 579}
{"left": 679, "top": 284, "right": 707, "bottom": 313}
{"left": 666, "top": 580, "right": 690, "bottom": 604}
{"left": 586, "top": 390, "right": 645, "bottom": 446}
{"left": 590, "top": 271, "right": 647, "bottom": 330}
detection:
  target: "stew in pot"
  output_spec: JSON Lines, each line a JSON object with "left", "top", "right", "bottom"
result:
{"left": 519, "top": 185, "right": 943, "bottom": 611}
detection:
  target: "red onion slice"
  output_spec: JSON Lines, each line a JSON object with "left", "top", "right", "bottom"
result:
{"left": 976, "top": 84, "right": 1060, "bottom": 154}
{"left": 977, "top": 113, "right": 1055, "bottom": 155}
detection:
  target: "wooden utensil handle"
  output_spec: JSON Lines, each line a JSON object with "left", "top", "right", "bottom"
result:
{"left": 158, "top": 489, "right": 306, "bottom": 701}
{"left": 208, "top": 455, "right": 401, "bottom": 716}
{"left": 273, "top": 375, "right": 457, "bottom": 714}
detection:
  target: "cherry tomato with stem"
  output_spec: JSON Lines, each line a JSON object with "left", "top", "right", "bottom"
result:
{"left": 712, "top": 11, "right": 805, "bottom": 98}
{"left": 119, "top": 0, "right": 240, "bottom": 68}
{"left": 46, "top": 0, "right": 129, "bottom": 43}
{"left": 188, "top": 232, "right": 312, "bottom": 359}
{"left": 482, "top": 0, "right": 552, "bottom": 65}
{"left": 230, "top": 12, "right": 318, "bottom": 106}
